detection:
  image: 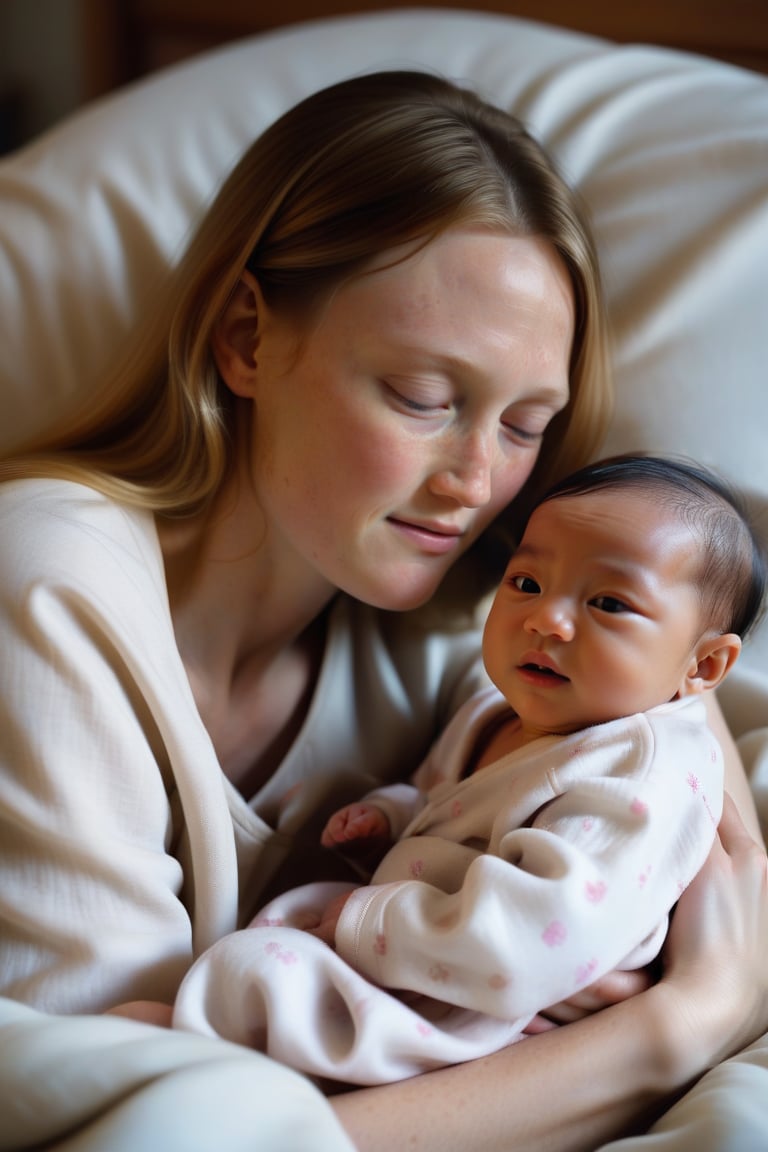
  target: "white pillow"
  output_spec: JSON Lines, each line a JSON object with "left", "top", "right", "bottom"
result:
{"left": 1, "top": 8, "right": 767, "bottom": 804}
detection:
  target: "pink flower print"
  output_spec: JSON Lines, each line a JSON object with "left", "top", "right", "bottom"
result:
{"left": 630, "top": 798, "right": 648, "bottom": 817}
{"left": 451, "top": 799, "right": 463, "bottom": 818}
{"left": 488, "top": 973, "right": 509, "bottom": 990}
{"left": 416, "top": 1021, "right": 433, "bottom": 1037}
{"left": 585, "top": 879, "right": 607, "bottom": 903}
{"left": 687, "top": 772, "right": 701, "bottom": 793}
{"left": 582, "top": 816, "right": 594, "bottom": 832}
{"left": 374, "top": 934, "right": 387, "bottom": 956}
{"left": 410, "top": 858, "right": 425, "bottom": 879}
{"left": 638, "top": 865, "right": 652, "bottom": 888}
{"left": 576, "top": 958, "right": 598, "bottom": 985}
{"left": 429, "top": 962, "right": 450, "bottom": 983}
{"left": 542, "top": 921, "right": 567, "bottom": 947}
{"left": 702, "top": 793, "right": 717, "bottom": 826}
{"left": 264, "top": 941, "right": 298, "bottom": 965}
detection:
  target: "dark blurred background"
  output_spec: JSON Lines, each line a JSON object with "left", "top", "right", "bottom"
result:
{"left": 0, "top": 0, "right": 84, "bottom": 153}
{"left": 2, "top": 0, "right": 766, "bottom": 156}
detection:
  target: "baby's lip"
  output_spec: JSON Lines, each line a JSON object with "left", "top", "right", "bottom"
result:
{"left": 519, "top": 652, "right": 568, "bottom": 679}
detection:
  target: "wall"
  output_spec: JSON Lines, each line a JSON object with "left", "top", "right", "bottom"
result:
{"left": 0, "top": 0, "right": 83, "bottom": 152}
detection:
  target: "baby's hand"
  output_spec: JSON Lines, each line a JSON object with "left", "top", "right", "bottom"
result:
{"left": 305, "top": 892, "right": 353, "bottom": 947}
{"left": 321, "top": 802, "right": 391, "bottom": 848}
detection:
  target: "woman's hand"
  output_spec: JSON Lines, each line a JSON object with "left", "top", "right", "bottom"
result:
{"left": 654, "top": 793, "right": 768, "bottom": 1079}
{"left": 523, "top": 968, "right": 653, "bottom": 1032}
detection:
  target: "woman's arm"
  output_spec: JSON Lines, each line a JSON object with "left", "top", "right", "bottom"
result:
{"left": 705, "top": 690, "right": 763, "bottom": 843}
{"left": 331, "top": 796, "right": 768, "bottom": 1152}
{"left": 0, "top": 485, "right": 235, "bottom": 1012}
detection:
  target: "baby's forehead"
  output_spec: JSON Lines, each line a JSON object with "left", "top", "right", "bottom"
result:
{"left": 535, "top": 484, "right": 691, "bottom": 531}
{"left": 527, "top": 487, "right": 704, "bottom": 574}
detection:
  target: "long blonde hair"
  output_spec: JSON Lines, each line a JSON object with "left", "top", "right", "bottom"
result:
{"left": 3, "top": 70, "right": 611, "bottom": 596}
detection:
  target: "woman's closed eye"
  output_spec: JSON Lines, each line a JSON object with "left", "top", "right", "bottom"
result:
{"left": 383, "top": 379, "right": 451, "bottom": 415}
{"left": 501, "top": 421, "right": 545, "bottom": 446}
{"left": 499, "top": 391, "right": 568, "bottom": 448}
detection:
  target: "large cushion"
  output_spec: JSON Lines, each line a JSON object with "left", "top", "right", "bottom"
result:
{"left": 1, "top": 8, "right": 767, "bottom": 818}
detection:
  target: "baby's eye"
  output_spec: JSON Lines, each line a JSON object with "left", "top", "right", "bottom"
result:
{"left": 511, "top": 575, "right": 540, "bottom": 594}
{"left": 590, "top": 595, "right": 630, "bottom": 614}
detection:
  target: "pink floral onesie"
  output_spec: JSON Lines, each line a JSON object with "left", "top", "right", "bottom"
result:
{"left": 173, "top": 688, "right": 723, "bottom": 1084}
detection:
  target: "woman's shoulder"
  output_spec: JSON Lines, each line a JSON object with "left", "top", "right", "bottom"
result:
{"left": 0, "top": 477, "right": 162, "bottom": 592}
{"left": 1, "top": 475, "right": 137, "bottom": 520}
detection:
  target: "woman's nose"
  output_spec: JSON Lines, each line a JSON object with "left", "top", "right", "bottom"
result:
{"left": 523, "top": 597, "right": 575, "bottom": 641}
{"left": 428, "top": 432, "right": 494, "bottom": 508}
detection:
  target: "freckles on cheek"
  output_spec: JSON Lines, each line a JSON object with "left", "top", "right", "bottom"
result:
{"left": 351, "top": 436, "right": 409, "bottom": 487}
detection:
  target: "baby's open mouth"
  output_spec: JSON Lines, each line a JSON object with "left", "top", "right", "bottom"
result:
{"left": 521, "top": 663, "right": 568, "bottom": 681}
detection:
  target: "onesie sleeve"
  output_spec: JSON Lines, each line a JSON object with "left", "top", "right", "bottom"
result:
{"left": 354, "top": 783, "right": 428, "bottom": 841}
{"left": 335, "top": 705, "right": 723, "bottom": 1021}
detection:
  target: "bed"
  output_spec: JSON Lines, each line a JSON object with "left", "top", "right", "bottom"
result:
{"left": 1, "top": 6, "right": 767, "bottom": 1149}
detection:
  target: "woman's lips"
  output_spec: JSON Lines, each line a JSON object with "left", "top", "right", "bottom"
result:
{"left": 388, "top": 517, "right": 464, "bottom": 555}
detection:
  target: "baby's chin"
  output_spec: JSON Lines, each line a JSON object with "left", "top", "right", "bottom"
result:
{"left": 519, "top": 714, "right": 605, "bottom": 740}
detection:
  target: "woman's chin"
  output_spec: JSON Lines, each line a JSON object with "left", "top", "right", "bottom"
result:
{"left": 349, "top": 576, "right": 444, "bottom": 614}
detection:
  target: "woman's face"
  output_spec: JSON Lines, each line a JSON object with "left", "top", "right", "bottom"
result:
{"left": 242, "top": 227, "right": 574, "bottom": 610}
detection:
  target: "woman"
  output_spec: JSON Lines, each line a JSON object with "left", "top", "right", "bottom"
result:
{"left": 0, "top": 71, "right": 766, "bottom": 1152}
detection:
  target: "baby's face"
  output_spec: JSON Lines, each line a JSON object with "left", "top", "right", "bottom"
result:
{"left": 482, "top": 488, "right": 705, "bottom": 737}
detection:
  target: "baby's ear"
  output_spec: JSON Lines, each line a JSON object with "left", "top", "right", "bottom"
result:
{"left": 211, "top": 272, "right": 263, "bottom": 398}
{"left": 679, "top": 633, "right": 742, "bottom": 696}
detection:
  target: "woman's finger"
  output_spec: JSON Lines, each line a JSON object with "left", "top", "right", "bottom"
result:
{"left": 657, "top": 792, "right": 768, "bottom": 1065}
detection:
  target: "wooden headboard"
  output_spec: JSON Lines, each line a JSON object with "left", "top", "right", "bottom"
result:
{"left": 82, "top": 0, "right": 768, "bottom": 100}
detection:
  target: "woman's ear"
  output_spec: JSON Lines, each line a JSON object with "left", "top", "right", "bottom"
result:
{"left": 211, "top": 272, "right": 263, "bottom": 398}
{"left": 678, "top": 633, "right": 742, "bottom": 696}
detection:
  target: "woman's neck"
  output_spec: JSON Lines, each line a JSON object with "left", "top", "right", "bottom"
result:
{"left": 156, "top": 475, "right": 337, "bottom": 792}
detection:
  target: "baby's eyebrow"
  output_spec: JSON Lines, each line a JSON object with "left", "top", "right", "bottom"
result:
{"left": 582, "top": 560, "right": 672, "bottom": 609}
{"left": 506, "top": 543, "right": 551, "bottom": 566}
